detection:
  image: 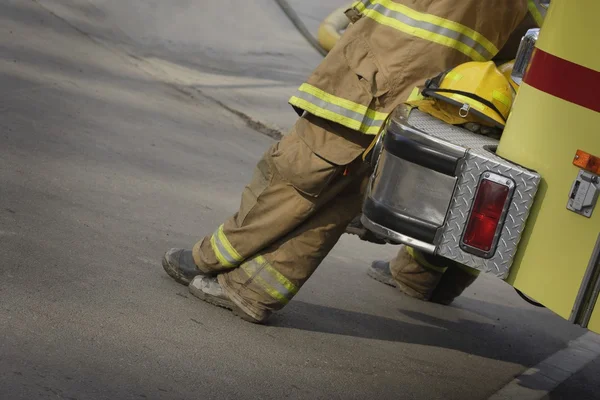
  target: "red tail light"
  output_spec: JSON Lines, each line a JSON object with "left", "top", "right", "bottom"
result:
{"left": 461, "top": 174, "right": 514, "bottom": 258}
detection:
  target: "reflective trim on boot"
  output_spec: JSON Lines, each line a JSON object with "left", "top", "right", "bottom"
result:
{"left": 405, "top": 247, "right": 447, "bottom": 274}
{"left": 162, "top": 248, "right": 209, "bottom": 286}
{"left": 188, "top": 276, "right": 271, "bottom": 324}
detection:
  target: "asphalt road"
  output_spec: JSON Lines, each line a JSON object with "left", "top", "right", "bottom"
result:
{"left": 0, "top": 1, "right": 597, "bottom": 399}
{"left": 35, "top": 0, "right": 332, "bottom": 133}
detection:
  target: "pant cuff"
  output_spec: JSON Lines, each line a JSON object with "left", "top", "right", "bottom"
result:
{"left": 192, "top": 237, "right": 223, "bottom": 274}
{"left": 395, "top": 281, "right": 430, "bottom": 301}
{"left": 218, "top": 273, "right": 271, "bottom": 322}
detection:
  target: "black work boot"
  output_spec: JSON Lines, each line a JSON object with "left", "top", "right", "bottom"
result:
{"left": 430, "top": 266, "right": 479, "bottom": 305}
{"left": 162, "top": 248, "right": 207, "bottom": 286}
{"left": 367, "top": 260, "right": 398, "bottom": 288}
{"left": 345, "top": 215, "right": 386, "bottom": 245}
{"left": 188, "top": 276, "right": 271, "bottom": 324}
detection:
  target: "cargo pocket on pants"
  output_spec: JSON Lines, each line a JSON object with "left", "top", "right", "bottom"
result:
{"left": 237, "top": 153, "right": 273, "bottom": 225}
{"left": 343, "top": 36, "right": 390, "bottom": 100}
{"left": 271, "top": 132, "right": 342, "bottom": 198}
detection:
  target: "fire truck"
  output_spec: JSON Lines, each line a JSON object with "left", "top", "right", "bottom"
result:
{"left": 354, "top": 0, "right": 600, "bottom": 334}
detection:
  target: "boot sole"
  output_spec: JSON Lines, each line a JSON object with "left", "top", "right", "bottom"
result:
{"left": 368, "top": 268, "right": 432, "bottom": 301}
{"left": 367, "top": 266, "right": 397, "bottom": 288}
{"left": 162, "top": 255, "right": 192, "bottom": 286}
{"left": 188, "top": 282, "right": 263, "bottom": 324}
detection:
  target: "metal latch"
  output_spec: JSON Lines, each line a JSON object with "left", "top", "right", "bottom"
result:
{"left": 344, "top": 7, "right": 362, "bottom": 23}
{"left": 567, "top": 170, "right": 600, "bottom": 218}
{"left": 458, "top": 103, "right": 470, "bottom": 118}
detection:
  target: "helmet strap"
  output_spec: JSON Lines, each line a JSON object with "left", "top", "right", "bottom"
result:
{"left": 421, "top": 87, "right": 507, "bottom": 123}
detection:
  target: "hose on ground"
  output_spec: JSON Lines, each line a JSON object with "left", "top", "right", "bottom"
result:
{"left": 273, "top": 0, "right": 328, "bottom": 57}
{"left": 317, "top": 4, "right": 352, "bottom": 52}
{"left": 515, "top": 288, "right": 545, "bottom": 308}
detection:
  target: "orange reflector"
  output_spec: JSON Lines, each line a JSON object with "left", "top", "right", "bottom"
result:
{"left": 574, "top": 150, "right": 600, "bottom": 175}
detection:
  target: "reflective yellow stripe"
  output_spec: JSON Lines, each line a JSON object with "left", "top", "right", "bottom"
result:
{"left": 243, "top": 267, "right": 288, "bottom": 304}
{"left": 257, "top": 256, "right": 299, "bottom": 297}
{"left": 240, "top": 256, "right": 299, "bottom": 305}
{"left": 354, "top": 0, "right": 370, "bottom": 10}
{"left": 527, "top": 0, "right": 546, "bottom": 27}
{"left": 406, "top": 246, "right": 447, "bottom": 273}
{"left": 454, "top": 263, "right": 481, "bottom": 276}
{"left": 210, "top": 225, "right": 243, "bottom": 268}
{"left": 354, "top": 0, "right": 497, "bottom": 61}
{"left": 289, "top": 83, "right": 388, "bottom": 135}
{"left": 492, "top": 90, "right": 512, "bottom": 109}
{"left": 210, "top": 235, "right": 231, "bottom": 267}
{"left": 299, "top": 83, "right": 388, "bottom": 121}
{"left": 446, "top": 71, "right": 463, "bottom": 81}
{"left": 289, "top": 97, "right": 383, "bottom": 135}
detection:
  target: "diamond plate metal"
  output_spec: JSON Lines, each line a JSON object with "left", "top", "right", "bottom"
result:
{"left": 406, "top": 109, "right": 541, "bottom": 279}
{"left": 407, "top": 109, "right": 500, "bottom": 152}
{"left": 437, "top": 152, "right": 540, "bottom": 278}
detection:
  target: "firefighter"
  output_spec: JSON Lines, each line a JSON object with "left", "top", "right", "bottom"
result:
{"left": 360, "top": 17, "right": 542, "bottom": 306}
{"left": 161, "top": 0, "right": 541, "bottom": 324}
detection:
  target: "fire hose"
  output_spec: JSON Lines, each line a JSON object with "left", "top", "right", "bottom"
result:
{"left": 274, "top": 1, "right": 352, "bottom": 56}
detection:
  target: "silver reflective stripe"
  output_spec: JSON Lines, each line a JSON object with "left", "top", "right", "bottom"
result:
{"left": 241, "top": 256, "right": 298, "bottom": 304}
{"left": 367, "top": 2, "right": 494, "bottom": 60}
{"left": 210, "top": 225, "right": 242, "bottom": 268}
{"left": 212, "top": 235, "right": 237, "bottom": 266}
{"left": 293, "top": 89, "right": 385, "bottom": 130}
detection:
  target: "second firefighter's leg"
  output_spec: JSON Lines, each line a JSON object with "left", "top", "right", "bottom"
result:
{"left": 429, "top": 264, "right": 480, "bottom": 305}
{"left": 191, "top": 171, "right": 369, "bottom": 322}
{"left": 388, "top": 246, "right": 446, "bottom": 301}
{"left": 369, "top": 247, "right": 478, "bottom": 304}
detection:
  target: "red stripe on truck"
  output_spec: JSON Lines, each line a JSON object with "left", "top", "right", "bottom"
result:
{"left": 524, "top": 48, "right": 600, "bottom": 113}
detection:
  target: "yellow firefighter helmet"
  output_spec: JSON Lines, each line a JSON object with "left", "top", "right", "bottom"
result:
{"left": 410, "top": 61, "right": 515, "bottom": 129}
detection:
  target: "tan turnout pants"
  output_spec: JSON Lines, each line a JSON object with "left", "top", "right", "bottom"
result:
{"left": 192, "top": 113, "right": 373, "bottom": 320}
{"left": 389, "top": 245, "right": 480, "bottom": 302}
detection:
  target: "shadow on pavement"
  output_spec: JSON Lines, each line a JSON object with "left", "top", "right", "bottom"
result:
{"left": 274, "top": 299, "right": 586, "bottom": 368}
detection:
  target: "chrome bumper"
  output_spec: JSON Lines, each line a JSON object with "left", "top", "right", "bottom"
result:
{"left": 362, "top": 106, "right": 541, "bottom": 279}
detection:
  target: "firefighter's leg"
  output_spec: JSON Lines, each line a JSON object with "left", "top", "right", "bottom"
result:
{"left": 369, "top": 248, "right": 478, "bottom": 304}
{"left": 161, "top": 112, "right": 371, "bottom": 285}
{"left": 197, "top": 169, "right": 369, "bottom": 322}
{"left": 163, "top": 113, "right": 373, "bottom": 322}
{"left": 388, "top": 246, "right": 446, "bottom": 301}
{"left": 429, "top": 264, "right": 480, "bottom": 305}
{"left": 190, "top": 113, "right": 371, "bottom": 271}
